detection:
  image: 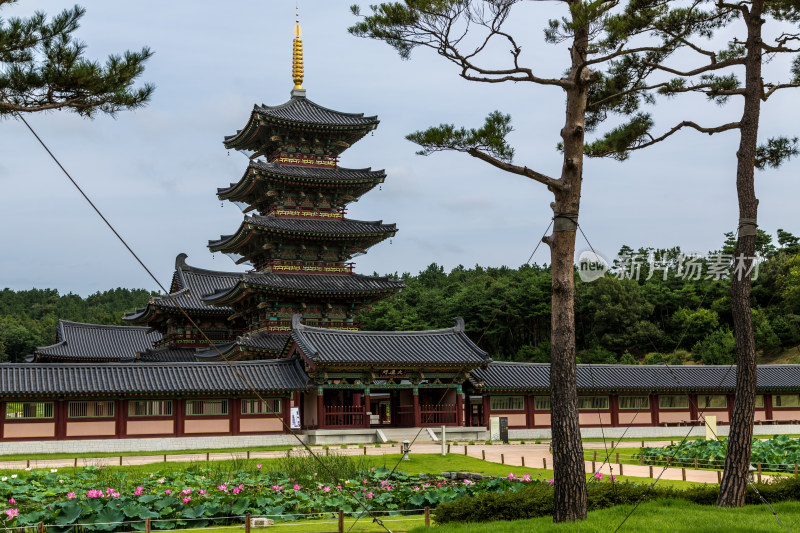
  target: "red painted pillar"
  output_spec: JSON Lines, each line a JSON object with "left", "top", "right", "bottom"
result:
{"left": 230, "top": 398, "right": 240, "bottom": 436}
{"left": 175, "top": 399, "right": 185, "bottom": 437}
{"left": 55, "top": 401, "right": 67, "bottom": 440}
{"left": 765, "top": 394, "right": 773, "bottom": 421}
{"left": 117, "top": 399, "right": 126, "bottom": 438}
{"left": 650, "top": 394, "right": 659, "bottom": 427}
{"left": 412, "top": 388, "right": 421, "bottom": 427}
{"left": 0, "top": 401, "right": 5, "bottom": 440}
{"left": 482, "top": 395, "right": 491, "bottom": 428}
{"left": 526, "top": 395, "right": 536, "bottom": 428}
{"left": 455, "top": 386, "right": 464, "bottom": 427}
{"left": 363, "top": 388, "right": 371, "bottom": 429}
{"left": 688, "top": 394, "right": 698, "bottom": 423}
{"left": 282, "top": 394, "right": 291, "bottom": 434}
{"left": 610, "top": 395, "right": 619, "bottom": 427}
{"left": 317, "top": 388, "right": 325, "bottom": 429}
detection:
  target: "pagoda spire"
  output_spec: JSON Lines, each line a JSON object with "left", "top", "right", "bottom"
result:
{"left": 291, "top": 8, "right": 305, "bottom": 97}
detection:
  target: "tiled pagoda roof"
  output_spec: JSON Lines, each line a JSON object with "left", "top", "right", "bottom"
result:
{"left": 124, "top": 254, "right": 240, "bottom": 321}
{"left": 223, "top": 96, "right": 379, "bottom": 155}
{"left": 201, "top": 272, "right": 404, "bottom": 305}
{"left": 208, "top": 216, "right": 397, "bottom": 250}
{"left": 34, "top": 321, "right": 162, "bottom": 363}
{"left": 0, "top": 360, "right": 309, "bottom": 396}
{"left": 288, "top": 316, "right": 491, "bottom": 367}
{"left": 195, "top": 333, "right": 291, "bottom": 361}
{"left": 217, "top": 160, "right": 385, "bottom": 201}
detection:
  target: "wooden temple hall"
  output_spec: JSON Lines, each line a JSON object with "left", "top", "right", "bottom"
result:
{"left": 4, "top": 15, "right": 800, "bottom": 446}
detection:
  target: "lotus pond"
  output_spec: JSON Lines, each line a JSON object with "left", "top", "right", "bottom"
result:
{"left": 0, "top": 456, "right": 539, "bottom": 531}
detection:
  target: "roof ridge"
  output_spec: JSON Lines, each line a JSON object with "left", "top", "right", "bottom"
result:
{"left": 57, "top": 320, "right": 152, "bottom": 331}
{"left": 256, "top": 97, "right": 378, "bottom": 122}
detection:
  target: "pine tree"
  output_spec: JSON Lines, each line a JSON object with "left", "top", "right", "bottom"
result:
{"left": 0, "top": 1, "right": 153, "bottom": 117}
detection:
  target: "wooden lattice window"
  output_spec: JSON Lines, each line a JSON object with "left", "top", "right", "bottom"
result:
{"left": 68, "top": 401, "right": 115, "bottom": 418}
{"left": 241, "top": 398, "right": 282, "bottom": 415}
{"left": 659, "top": 395, "right": 689, "bottom": 409}
{"left": 489, "top": 396, "right": 525, "bottom": 411}
{"left": 577, "top": 396, "right": 610, "bottom": 410}
{"left": 186, "top": 399, "right": 228, "bottom": 416}
{"left": 755, "top": 395, "right": 764, "bottom": 408}
{"left": 773, "top": 394, "right": 800, "bottom": 408}
{"left": 534, "top": 396, "right": 551, "bottom": 411}
{"left": 618, "top": 396, "right": 650, "bottom": 410}
{"left": 128, "top": 400, "right": 173, "bottom": 417}
{"left": 697, "top": 395, "right": 727, "bottom": 409}
{"left": 5, "top": 402, "right": 53, "bottom": 419}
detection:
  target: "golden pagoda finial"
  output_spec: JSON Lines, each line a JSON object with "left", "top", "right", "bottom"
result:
{"left": 292, "top": 8, "right": 305, "bottom": 93}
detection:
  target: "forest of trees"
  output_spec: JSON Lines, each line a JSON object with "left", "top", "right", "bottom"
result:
{"left": 1, "top": 230, "right": 798, "bottom": 365}
{"left": 0, "top": 288, "right": 156, "bottom": 362}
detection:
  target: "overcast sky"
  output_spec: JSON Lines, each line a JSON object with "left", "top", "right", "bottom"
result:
{"left": 2, "top": 1, "right": 799, "bottom": 296}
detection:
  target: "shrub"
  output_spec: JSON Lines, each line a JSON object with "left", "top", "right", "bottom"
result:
{"left": 619, "top": 351, "right": 638, "bottom": 365}
{"left": 692, "top": 329, "right": 736, "bottom": 365}
{"left": 434, "top": 477, "right": 800, "bottom": 524}
{"left": 643, "top": 352, "right": 666, "bottom": 365}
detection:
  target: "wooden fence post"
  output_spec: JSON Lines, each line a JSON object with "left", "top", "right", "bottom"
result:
{"left": 163, "top": 454, "right": 167, "bottom": 463}
{"left": 38, "top": 522, "right": 44, "bottom": 533}
{"left": 363, "top": 447, "right": 367, "bottom": 456}
{"left": 119, "top": 456, "right": 123, "bottom": 466}
{"left": 424, "top": 506, "right": 431, "bottom": 527}
{"left": 592, "top": 460, "right": 596, "bottom": 473}
{"left": 640, "top": 456, "right": 644, "bottom": 466}
{"left": 542, "top": 457, "right": 546, "bottom": 469}
{"left": 482, "top": 450, "right": 486, "bottom": 460}
{"left": 758, "top": 462, "right": 762, "bottom": 483}
{"left": 501, "top": 454, "right": 505, "bottom": 465}
{"left": 681, "top": 468, "right": 686, "bottom": 481}
{"left": 619, "top": 463, "right": 624, "bottom": 476}
{"left": 206, "top": 452, "right": 210, "bottom": 461}
{"left": 464, "top": 446, "right": 468, "bottom": 456}
{"left": 521, "top": 456, "right": 525, "bottom": 467}
{"left": 447, "top": 444, "right": 451, "bottom": 454}
{"left": 717, "top": 470, "right": 722, "bottom": 483}
{"left": 593, "top": 451, "right": 597, "bottom": 462}
{"left": 649, "top": 465, "right": 653, "bottom": 478}
{"left": 338, "top": 510, "right": 344, "bottom": 533}
{"left": 615, "top": 453, "right": 620, "bottom": 464}
{"left": 74, "top": 458, "right": 78, "bottom": 468}
{"left": 145, "top": 517, "right": 151, "bottom": 533}
{"left": 694, "top": 458, "right": 699, "bottom": 469}
{"left": 245, "top": 513, "right": 251, "bottom": 533}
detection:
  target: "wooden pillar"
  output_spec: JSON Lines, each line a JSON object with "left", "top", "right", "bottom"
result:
{"left": 526, "top": 395, "right": 536, "bottom": 429}
{"left": 689, "top": 394, "right": 698, "bottom": 422}
{"left": 482, "top": 395, "right": 491, "bottom": 428}
{"left": 727, "top": 394, "right": 734, "bottom": 424}
{"left": 765, "top": 393, "right": 773, "bottom": 421}
{"left": 55, "top": 400, "right": 67, "bottom": 440}
{"left": 317, "top": 387, "right": 325, "bottom": 430}
{"left": 116, "top": 399, "right": 126, "bottom": 438}
{"left": 363, "top": 388, "right": 371, "bottom": 429}
{"left": 230, "top": 398, "right": 240, "bottom": 436}
{"left": 455, "top": 386, "right": 464, "bottom": 427}
{"left": 610, "top": 395, "right": 619, "bottom": 427}
{"left": 650, "top": 394, "right": 659, "bottom": 427}
{"left": 175, "top": 398, "right": 185, "bottom": 437}
{"left": 0, "top": 401, "right": 5, "bottom": 441}
{"left": 282, "top": 394, "right": 291, "bottom": 434}
{"left": 412, "top": 387, "right": 421, "bottom": 427}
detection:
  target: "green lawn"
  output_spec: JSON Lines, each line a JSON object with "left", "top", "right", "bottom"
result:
{"left": 169, "top": 514, "right": 427, "bottom": 533}
{"left": 0, "top": 445, "right": 294, "bottom": 462}
{"left": 410, "top": 499, "right": 800, "bottom": 532}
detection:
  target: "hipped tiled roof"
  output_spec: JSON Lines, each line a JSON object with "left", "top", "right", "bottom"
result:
{"left": 124, "top": 254, "right": 239, "bottom": 320}
{"left": 472, "top": 362, "right": 800, "bottom": 392}
{"left": 34, "top": 321, "right": 161, "bottom": 362}
{"left": 195, "top": 333, "right": 290, "bottom": 361}
{"left": 289, "top": 315, "right": 491, "bottom": 367}
{"left": 0, "top": 360, "right": 309, "bottom": 396}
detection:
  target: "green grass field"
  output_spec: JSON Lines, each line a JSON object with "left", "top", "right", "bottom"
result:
{"left": 0, "top": 445, "right": 295, "bottom": 462}
{"left": 409, "top": 499, "right": 800, "bottom": 532}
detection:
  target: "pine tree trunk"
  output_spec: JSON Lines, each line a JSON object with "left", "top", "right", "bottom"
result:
{"left": 549, "top": 27, "right": 590, "bottom": 522}
{"left": 717, "top": 0, "right": 762, "bottom": 508}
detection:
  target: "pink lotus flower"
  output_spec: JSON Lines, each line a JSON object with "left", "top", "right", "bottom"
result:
{"left": 594, "top": 472, "right": 603, "bottom": 480}
{"left": 522, "top": 474, "right": 532, "bottom": 482}
{"left": 293, "top": 484, "right": 301, "bottom": 491}
{"left": 463, "top": 479, "right": 474, "bottom": 486}
{"left": 271, "top": 485, "right": 283, "bottom": 492}
{"left": 507, "top": 473, "right": 516, "bottom": 480}
{"left": 548, "top": 478, "right": 555, "bottom": 486}
{"left": 323, "top": 486, "right": 331, "bottom": 492}
{"left": 4, "top": 508, "right": 18, "bottom": 520}
{"left": 365, "top": 492, "right": 374, "bottom": 500}
{"left": 182, "top": 497, "right": 191, "bottom": 504}
{"left": 86, "top": 490, "right": 104, "bottom": 499}
{"left": 218, "top": 485, "right": 228, "bottom": 492}
{"left": 7, "top": 499, "right": 14, "bottom": 505}
{"left": 256, "top": 464, "right": 262, "bottom": 469}
{"left": 610, "top": 475, "right": 617, "bottom": 482}
{"left": 165, "top": 490, "right": 171, "bottom": 495}
{"left": 180, "top": 489, "right": 192, "bottom": 496}
{"left": 67, "top": 493, "right": 76, "bottom": 500}
{"left": 232, "top": 487, "right": 241, "bottom": 495}
{"left": 134, "top": 487, "right": 144, "bottom": 496}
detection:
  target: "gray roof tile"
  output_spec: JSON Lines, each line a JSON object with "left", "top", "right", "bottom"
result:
{"left": 290, "top": 316, "right": 491, "bottom": 366}
{"left": 35, "top": 321, "right": 161, "bottom": 362}
{"left": 473, "top": 362, "right": 800, "bottom": 392}
{"left": 0, "top": 360, "right": 309, "bottom": 396}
